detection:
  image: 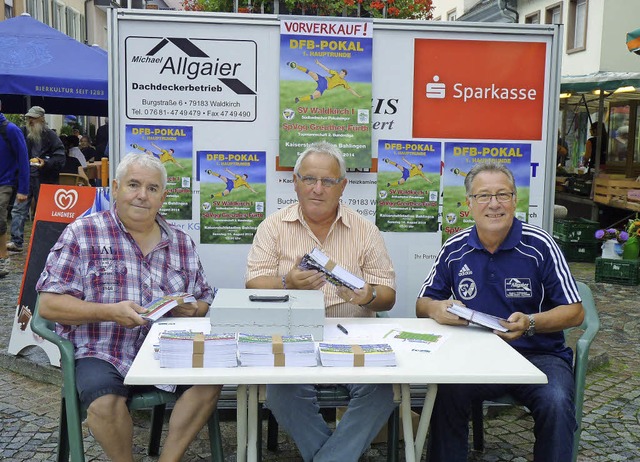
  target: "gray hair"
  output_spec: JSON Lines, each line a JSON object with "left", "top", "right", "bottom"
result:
{"left": 293, "top": 141, "right": 346, "bottom": 178}
{"left": 464, "top": 162, "right": 516, "bottom": 195}
{"left": 115, "top": 152, "right": 167, "bottom": 191}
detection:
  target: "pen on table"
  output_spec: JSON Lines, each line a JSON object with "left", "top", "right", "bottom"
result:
{"left": 337, "top": 323, "right": 349, "bottom": 335}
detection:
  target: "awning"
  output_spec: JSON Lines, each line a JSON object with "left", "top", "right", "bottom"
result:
{"left": 627, "top": 27, "right": 640, "bottom": 55}
{"left": 560, "top": 71, "right": 640, "bottom": 93}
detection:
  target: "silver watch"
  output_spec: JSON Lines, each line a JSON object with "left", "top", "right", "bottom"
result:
{"left": 524, "top": 314, "right": 536, "bottom": 337}
{"left": 360, "top": 287, "right": 377, "bottom": 307}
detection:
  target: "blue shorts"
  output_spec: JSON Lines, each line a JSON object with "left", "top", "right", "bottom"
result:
{"left": 75, "top": 357, "right": 188, "bottom": 408}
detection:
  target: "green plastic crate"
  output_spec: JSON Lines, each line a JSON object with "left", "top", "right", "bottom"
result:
{"left": 595, "top": 257, "right": 640, "bottom": 285}
{"left": 553, "top": 218, "right": 599, "bottom": 243}
{"left": 556, "top": 240, "right": 599, "bottom": 262}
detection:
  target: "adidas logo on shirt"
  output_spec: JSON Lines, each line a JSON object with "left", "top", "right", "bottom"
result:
{"left": 458, "top": 264, "right": 473, "bottom": 276}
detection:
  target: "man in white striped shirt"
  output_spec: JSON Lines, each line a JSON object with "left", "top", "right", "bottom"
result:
{"left": 416, "top": 162, "right": 584, "bottom": 462}
{"left": 246, "top": 141, "right": 396, "bottom": 462}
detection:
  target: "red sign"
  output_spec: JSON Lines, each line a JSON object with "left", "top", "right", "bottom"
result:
{"left": 412, "top": 39, "right": 547, "bottom": 140}
{"left": 34, "top": 184, "right": 98, "bottom": 223}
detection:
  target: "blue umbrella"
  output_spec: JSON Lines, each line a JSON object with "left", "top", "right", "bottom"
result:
{"left": 0, "top": 14, "right": 108, "bottom": 115}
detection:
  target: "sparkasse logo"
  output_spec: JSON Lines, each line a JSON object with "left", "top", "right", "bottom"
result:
{"left": 413, "top": 39, "right": 546, "bottom": 140}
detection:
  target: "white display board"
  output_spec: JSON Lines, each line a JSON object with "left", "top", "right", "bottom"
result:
{"left": 109, "top": 11, "right": 561, "bottom": 317}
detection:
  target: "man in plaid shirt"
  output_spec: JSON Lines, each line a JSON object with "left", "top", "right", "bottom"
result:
{"left": 36, "top": 153, "right": 220, "bottom": 461}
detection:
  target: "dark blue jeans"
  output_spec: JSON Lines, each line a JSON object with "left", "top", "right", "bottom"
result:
{"left": 427, "top": 353, "right": 576, "bottom": 462}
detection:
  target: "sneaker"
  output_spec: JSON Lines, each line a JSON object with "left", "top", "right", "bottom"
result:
{"left": 0, "top": 257, "right": 10, "bottom": 278}
{"left": 383, "top": 158, "right": 390, "bottom": 163}
{"left": 6, "top": 242, "right": 23, "bottom": 252}
{"left": 294, "top": 97, "right": 300, "bottom": 103}
{"left": 288, "top": 61, "right": 297, "bottom": 69}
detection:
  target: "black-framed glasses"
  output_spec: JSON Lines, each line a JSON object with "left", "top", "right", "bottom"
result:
{"left": 296, "top": 173, "right": 344, "bottom": 188}
{"left": 468, "top": 192, "right": 515, "bottom": 204}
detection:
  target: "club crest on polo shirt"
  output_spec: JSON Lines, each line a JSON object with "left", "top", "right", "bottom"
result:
{"left": 504, "top": 278, "right": 532, "bottom": 298}
{"left": 457, "top": 278, "right": 477, "bottom": 300}
{"left": 458, "top": 264, "right": 473, "bottom": 276}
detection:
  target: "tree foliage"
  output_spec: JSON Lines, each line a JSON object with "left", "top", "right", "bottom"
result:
{"left": 182, "top": 0, "right": 433, "bottom": 19}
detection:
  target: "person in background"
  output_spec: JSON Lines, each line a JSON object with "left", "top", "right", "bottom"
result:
{"left": 94, "top": 119, "right": 108, "bottom": 158}
{"left": 245, "top": 141, "right": 396, "bottom": 462}
{"left": 557, "top": 130, "right": 569, "bottom": 167}
{"left": 613, "top": 125, "right": 629, "bottom": 162}
{"left": 7, "top": 106, "right": 65, "bottom": 253}
{"left": 0, "top": 99, "right": 29, "bottom": 277}
{"left": 36, "top": 153, "right": 220, "bottom": 461}
{"left": 80, "top": 135, "right": 99, "bottom": 163}
{"left": 416, "top": 162, "right": 584, "bottom": 462}
{"left": 583, "top": 121, "right": 608, "bottom": 171}
{"left": 65, "top": 134, "right": 87, "bottom": 169}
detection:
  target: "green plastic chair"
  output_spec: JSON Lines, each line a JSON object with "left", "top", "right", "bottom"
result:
{"left": 30, "top": 296, "right": 224, "bottom": 462}
{"left": 470, "top": 281, "right": 600, "bottom": 462}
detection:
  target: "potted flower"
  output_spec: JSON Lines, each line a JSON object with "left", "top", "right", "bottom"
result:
{"left": 622, "top": 218, "right": 640, "bottom": 260}
{"left": 595, "top": 228, "right": 627, "bottom": 259}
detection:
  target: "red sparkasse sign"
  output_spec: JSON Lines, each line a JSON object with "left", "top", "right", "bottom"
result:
{"left": 412, "top": 39, "right": 547, "bottom": 140}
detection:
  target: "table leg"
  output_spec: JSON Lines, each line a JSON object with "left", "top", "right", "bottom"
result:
{"left": 400, "top": 384, "right": 415, "bottom": 462}
{"left": 237, "top": 384, "right": 248, "bottom": 462}
{"left": 414, "top": 384, "right": 438, "bottom": 461}
{"left": 247, "top": 385, "right": 259, "bottom": 461}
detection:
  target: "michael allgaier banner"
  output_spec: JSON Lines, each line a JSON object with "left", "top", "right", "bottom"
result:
{"left": 279, "top": 17, "right": 373, "bottom": 169}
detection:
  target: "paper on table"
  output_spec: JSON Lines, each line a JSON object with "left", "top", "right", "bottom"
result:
{"left": 382, "top": 329, "right": 450, "bottom": 353}
{"left": 323, "top": 323, "right": 402, "bottom": 342}
{"left": 447, "top": 304, "right": 509, "bottom": 332}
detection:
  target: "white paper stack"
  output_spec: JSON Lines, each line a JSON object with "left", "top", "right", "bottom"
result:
{"left": 158, "top": 330, "right": 238, "bottom": 368}
{"left": 318, "top": 343, "right": 396, "bottom": 367}
{"left": 237, "top": 333, "right": 317, "bottom": 367}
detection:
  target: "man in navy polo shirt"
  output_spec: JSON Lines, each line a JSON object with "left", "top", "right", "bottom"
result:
{"left": 416, "top": 162, "right": 584, "bottom": 462}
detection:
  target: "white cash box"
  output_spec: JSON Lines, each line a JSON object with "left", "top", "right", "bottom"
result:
{"left": 210, "top": 289, "right": 325, "bottom": 341}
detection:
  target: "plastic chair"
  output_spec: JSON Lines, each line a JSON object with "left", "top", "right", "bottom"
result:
{"left": 470, "top": 281, "right": 600, "bottom": 462}
{"left": 30, "top": 296, "right": 224, "bottom": 462}
{"left": 58, "top": 173, "right": 90, "bottom": 186}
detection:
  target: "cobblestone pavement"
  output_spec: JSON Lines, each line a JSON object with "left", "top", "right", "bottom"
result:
{"left": 0, "top": 226, "right": 638, "bottom": 461}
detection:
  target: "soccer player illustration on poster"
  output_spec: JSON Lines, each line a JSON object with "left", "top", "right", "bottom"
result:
{"left": 288, "top": 59, "right": 362, "bottom": 103}
{"left": 131, "top": 142, "right": 183, "bottom": 168}
{"left": 383, "top": 157, "right": 433, "bottom": 187}
{"left": 205, "top": 168, "right": 257, "bottom": 197}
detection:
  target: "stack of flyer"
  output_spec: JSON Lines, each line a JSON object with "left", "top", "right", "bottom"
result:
{"left": 158, "top": 330, "right": 238, "bottom": 368}
{"left": 237, "top": 333, "right": 317, "bottom": 367}
{"left": 299, "top": 248, "right": 365, "bottom": 290}
{"left": 318, "top": 343, "right": 396, "bottom": 367}
{"left": 142, "top": 292, "right": 196, "bottom": 322}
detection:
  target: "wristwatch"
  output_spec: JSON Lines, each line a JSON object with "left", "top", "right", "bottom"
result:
{"left": 360, "top": 287, "right": 377, "bottom": 307}
{"left": 524, "top": 314, "right": 536, "bottom": 337}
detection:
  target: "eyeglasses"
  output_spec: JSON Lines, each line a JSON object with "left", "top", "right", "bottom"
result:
{"left": 296, "top": 174, "right": 344, "bottom": 188}
{"left": 468, "top": 192, "right": 515, "bottom": 204}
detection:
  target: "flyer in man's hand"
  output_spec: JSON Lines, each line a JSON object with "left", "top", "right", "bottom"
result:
{"left": 446, "top": 304, "right": 509, "bottom": 332}
{"left": 299, "top": 248, "right": 365, "bottom": 290}
{"left": 141, "top": 292, "right": 196, "bottom": 321}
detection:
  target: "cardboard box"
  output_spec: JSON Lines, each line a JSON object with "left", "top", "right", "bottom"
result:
{"left": 210, "top": 289, "right": 325, "bottom": 340}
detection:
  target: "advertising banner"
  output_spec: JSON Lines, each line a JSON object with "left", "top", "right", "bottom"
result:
{"left": 412, "top": 39, "right": 547, "bottom": 141}
{"left": 125, "top": 124, "right": 194, "bottom": 220}
{"left": 279, "top": 17, "right": 373, "bottom": 168}
{"left": 112, "top": 11, "right": 560, "bottom": 317}
{"left": 376, "top": 139, "right": 441, "bottom": 233}
{"left": 197, "top": 150, "right": 266, "bottom": 244}
{"left": 441, "top": 142, "right": 532, "bottom": 242}
{"left": 124, "top": 35, "right": 257, "bottom": 122}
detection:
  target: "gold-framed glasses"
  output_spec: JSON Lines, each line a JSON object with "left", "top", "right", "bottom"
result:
{"left": 468, "top": 192, "right": 515, "bottom": 204}
{"left": 296, "top": 174, "right": 343, "bottom": 188}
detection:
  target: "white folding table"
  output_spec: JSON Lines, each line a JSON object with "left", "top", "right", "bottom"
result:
{"left": 125, "top": 317, "right": 546, "bottom": 462}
